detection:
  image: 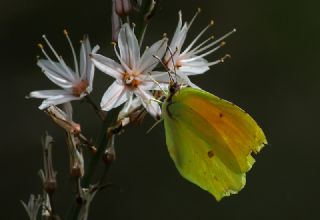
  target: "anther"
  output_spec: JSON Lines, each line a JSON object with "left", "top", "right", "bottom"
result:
{"left": 63, "top": 29, "right": 69, "bottom": 36}
{"left": 209, "top": 20, "right": 214, "bottom": 26}
{"left": 220, "top": 54, "right": 231, "bottom": 63}
{"left": 38, "top": 43, "right": 43, "bottom": 49}
{"left": 220, "top": 41, "right": 226, "bottom": 47}
{"left": 197, "top": 8, "right": 201, "bottom": 13}
{"left": 111, "top": 41, "right": 117, "bottom": 46}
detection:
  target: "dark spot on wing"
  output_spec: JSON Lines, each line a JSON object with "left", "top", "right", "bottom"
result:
{"left": 219, "top": 113, "right": 223, "bottom": 118}
{"left": 208, "top": 150, "right": 214, "bottom": 158}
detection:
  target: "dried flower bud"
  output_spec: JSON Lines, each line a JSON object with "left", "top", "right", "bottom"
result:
{"left": 39, "top": 133, "right": 57, "bottom": 194}
{"left": 45, "top": 105, "right": 81, "bottom": 134}
{"left": 21, "top": 194, "right": 42, "bottom": 220}
{"left": 66, "top": 133, "right": 85, "bottom": 177}
{"left": 114, "top": 0, "right": 132, "bottom": 16}
{"left": 77, "top": 186, "right": 98, "bottom": 220}
{"left": 144, "top": 0, "right": 157, "bottom": 22}
{"left": 41, "top": 193, "right": 51, "bottom": 218}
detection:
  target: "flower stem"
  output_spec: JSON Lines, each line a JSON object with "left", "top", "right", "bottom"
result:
{"left": 85, "top": 95, "right": 106, "bottom": 120}
{"left": 81, "top": 120, "right": 110, "bottom": 188}
{"left": 65, "top": 117, "right": 110, "bottom": 220}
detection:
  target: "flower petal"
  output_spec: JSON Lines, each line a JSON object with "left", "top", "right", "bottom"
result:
{"left": 170, "top": 11, "right": 183, "bottom": 50}
{"left": 90, "top": 53, "right": 123, "bottom": 79}
{"left": 135, "top": 88, "right": 161, "bottom": 118}
{"left": 62, "top": 102, "right": 73, "bottom": 120}
{"left": 118, "top": 23, "right": 140, "bottom": 69}
{"left": 176, "top": 71, "right": 201, "bottom": 89}
{"left": 100, "top": 81, "right": 127, "bottom": 111}
{"left": 39, "top": 94, "right": 79, "bottom": 110}
{"left": 166, "top": 12, "right": 188, "bottom": 60}
{"left": 179, "top": 57, "right": 210, "bottom": 75}
{"left": 28, "top": 89, "right": 70, "bottom": 99}
{"left": 150, "top": 71, "right": 171, "bottom": 84}
{"left": 37, "top": 59, "right": 75, "bottom": 89}
{"left": 118, "top": 96, "right": 142, "bottom": 119}
{"left": 80, "top": 37, "right": 98, "bottom": 94}
{"left": 138, "top": 38, "right": 168, "bottom": 74}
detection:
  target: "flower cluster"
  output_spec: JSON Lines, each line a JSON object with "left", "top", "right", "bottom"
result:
{"left": 28, "top": 10, "right": 234, "bottom": 120}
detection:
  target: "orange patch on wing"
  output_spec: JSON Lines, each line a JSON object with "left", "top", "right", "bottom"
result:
{"left": 181, "top": 95, "right": 265, "bottom": 172}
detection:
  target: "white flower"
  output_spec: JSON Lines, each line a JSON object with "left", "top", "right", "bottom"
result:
{"left": 164, "top": 10, "right": 236, "bottom": 88}
{"left": 28, "top": 30, "right": 99, "bottom": 109}
{"left": 90, "top": 23, "right": 168, "bottom": 118}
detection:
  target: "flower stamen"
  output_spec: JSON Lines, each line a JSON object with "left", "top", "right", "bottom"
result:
{"left": 72, "top": 80, "right": 89, "bottom": 97}
{"left": 41, "top": 34, "right": 76, "bottom": 81}
{"left": 183, "top": 20, "right": 214, "bottom": 54}
{"left": 123, "top": 72, "right": 140, "bottom": 88}
{"left": 194, "top": 29, "right": 236, "bottom": 55}
{"left": 64, "top": 29, "right": 79, "bottom": 76}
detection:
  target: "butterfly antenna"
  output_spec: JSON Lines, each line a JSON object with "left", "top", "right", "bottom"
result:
{"left": 152, "top": 54, "right": 167, "bottom": 70}
{"left": 147, "top": 72, "right": 168, "bottom": 96}
{"left": 166, "top": 46, "right": 179, "bottom": 84}
{"left": 152, "top": 54, "right": 174, "bottom": 83}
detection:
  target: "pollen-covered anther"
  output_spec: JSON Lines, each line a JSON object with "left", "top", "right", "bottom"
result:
{"left": 175, "top": 60, "right": 182, "bottom": 68}
{"left": 123, "top": 72, "right": 140, "bottom": 88}
{"left": 63, "top": 29, "right": 69, "bottom": 36}
{"left": 72, "top": 80, "right": 89, "bottom": 97}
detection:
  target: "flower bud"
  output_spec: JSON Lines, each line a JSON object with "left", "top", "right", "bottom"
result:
{"left": 39, "top": 133, "right": 57, "bottom": 194}
{"left": 112, "top": 0, "right": 122, "bottom": 42}
{"left": 45, "top": 105, "right": 81, "bottom": 134}
{"left": 21, "top": 194, "right": 42, "bottom": 220}
{"left": 66, "top": 133, "right": 85, "bottom": 177}
{"left": 115, "top": 0, "right": 132, "bottom": 16}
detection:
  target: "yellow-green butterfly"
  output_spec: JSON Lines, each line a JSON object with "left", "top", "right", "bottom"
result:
{"left": 162, "top": 82, "right": 267, "bottom": 201}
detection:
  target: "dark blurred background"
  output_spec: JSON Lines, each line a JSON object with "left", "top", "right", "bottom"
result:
{"left": 1, "top": 0, "right": 320, "bottom": 219}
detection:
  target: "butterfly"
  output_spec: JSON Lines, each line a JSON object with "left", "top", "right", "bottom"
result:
{"left": 161, "top": 82, "right": 267, "bottom": 201}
